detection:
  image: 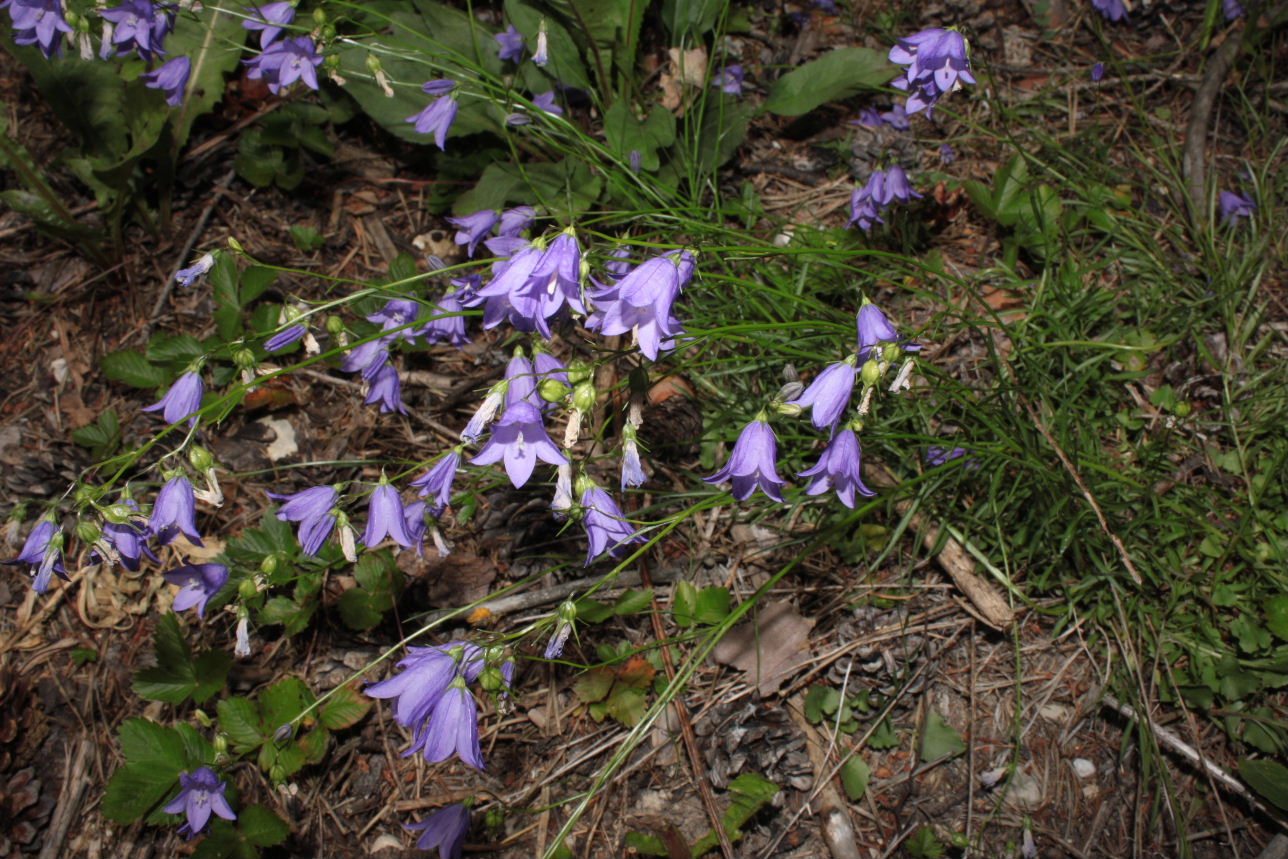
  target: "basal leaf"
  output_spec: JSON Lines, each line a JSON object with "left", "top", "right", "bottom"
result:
{"left": 920, "top": 711, "right": 966, "bottom": 762}
{"left": 101, "top": 348, "right": 167, "bottom": 388}
{"left": 840, "top": 755, "right": 871, "bottom": 800}
{"left": 318, "top": 684, "right": 372, "bottom": 730}
{"left": 762, "top": 47, "right": 890, "bottom": 116}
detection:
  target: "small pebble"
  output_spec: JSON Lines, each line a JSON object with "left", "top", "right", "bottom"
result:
{"left": 1071, "top": 758, "right": 1096, "bottom": 779}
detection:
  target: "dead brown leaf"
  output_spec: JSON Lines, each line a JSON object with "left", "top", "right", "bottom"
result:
{"left": 712, "top": 599, "right": 815, "bottom": 696}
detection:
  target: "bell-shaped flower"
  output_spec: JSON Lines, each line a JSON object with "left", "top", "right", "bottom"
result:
{"left": 1219, "top": 191, "right": 1256, "bottom": 224}
{"left": 163, "top": 563, "right": 228, "bottom": 619}
{"left": 8, "top": 0, "right": 74, "bottom": 58}
{"left": 469, "top": 401, "right": 567, "bottom": 488}
{"left": 407, "top": 677, "right": 484, "bottom": 769}
{"left": 242, "top": 1, "right": 295, "bottom": 47}
{"left": 407, "top": 804, "right": 470, "bottom": 859}
{"left": 99, "top": 0, "right": 175, "bottom": 61}
{"left": 788, "top": 360, "right": 857, "bottom": 430}
{"left": 98, "top": 498, "right": 158, "bottom": 571}
{"left": 1091, "top": 0, "right": 1127, "bottom": 21}
{"left": 3, "top": 519, "right": 68, "bottom": 594}
{"left": 407, "top": 81, "right": 459, "bottom": 150}
{"left": 363, "top": 481, "right": 414, "bottom": 549}
{"left": 856, "top": 301, "right": 920, "bottom": 362}
{"left": 141, "top": 55, "right": 191, "bottom": 106}
{"left": 417, "top": 292, "right": 472, "bottom": 347}
{"left": 164, "top": 767, "right": 236, "bottom": 839}
{"left": 365, "top": 362, "right": 408, "bottom": 415}
{"left": 587, "top": 250, "right": 692, "bottom": 361}
{"left": 497, "top": 206, "right": 535, "bottom": 238}
{"left": 174, "top": 252, "right": 214, "bottom": 287}
{"left": 366, "top": 642, "right": 483, "bottom": 727}
{"left": 245, "top": 35, "right": 322, "bottom": 94}
{"left": 798, "top": 429, "right": 876, "bottom": 508}
{"left": 267, "top": 485, "right": 338, "bottom": 556}
{"left": 495, "top": 24, "right": 524, "bottom": 61}
{"left": 704, "top": 419, "right": 786, "bottom": 502}
{"left": 448, "top": 209, "right": 499, "bottom": 257}
{"left": 580, "top": 487, "right": 644, "bottom": 565}
{"left": 142, "top": 371, "right": 204, "bottom": 426}
{"left": 411, "top": 451, "right": 462, "bottom": 516}
{"left": 151, "top": 475, "right": 203, "bottom": 546}
{"left": 889, "top": 28, "right": 975, "bottom": 116}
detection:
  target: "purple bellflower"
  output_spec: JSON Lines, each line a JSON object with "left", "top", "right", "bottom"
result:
{"left": 449, "top": 209, "right": 499, "bottom": 257}
{"left": 532, "top": 23, "right": 548, "bottom": 66}
{"left": 532, "top": 90, "right": 564, "bottom": 116}
{"left": 242, "top": 1, "right": 295, "bottom": 48}
{"left": 881, "top": 104, "right": 911, "bottom": 130}
{"left": 502, "top": 353, "right": 538, "bottom": 410}
{"left": 926, "top": 445, "right": 980, "bottom": 469}
{"left": 3, "top": 519, "right": 68, "bottom": 594}
{"left": 621, "top": 426, "right": 647, "bottom": 489}
{"left": 411, "top": 451, "right": 462, "bottom": 516}
{"left": 1091, "top": 0, "right": 1128, "bottom": 21}
{"left": 1091, "top": 62, "right": 1105, "bottom": 82}
{"left": 368, "top": 298, "right": 423, "bottom": 342}
{"left": 580, "top": 487, "right": 643, "bottom": 565}
{"left": 363, "top": 481, "right": 414, "bottom": 549}
{"left": 524, "top": 231, "right": 586, "bottom": 336}
{"left": 141, "top": 55, "right": 191, "bottom": 106}
{"left": 165, "top": 767, "right": 236, "bottom": 839}
{"left": 7, "top": 0, "right": 74, "bottom": 58}
{"left": 1224, "top": 0, "right": 1245, "bottom": 18}
{"left": 163, "top": 563, "right": 228, "bottom": 619}
{"left": 151, "top": 475, "right": 203, "bottom": 546}
{"left": 417, "top": 292, "right": 472, "bottom": 347}
{"left": 497, "top": 206, "right": 535, "bottom": 238}
{"left": 469, "top": 241, "right": 547, "bottom": 333}
{"left": 408, "top": 805, "right": 470, "bottom": 859}
{"left": 366, "top": 642, "right": 483, "bottom": 727}
{"left": 175, "top": 252, "right": 214, "bottom": 287}
{"left": 469, "top": 401, "right": 567, "bottom": 488}
{"left": 365, "top": 362, "right": 408, "bottom": 414}
{"left": 603, "top": 246, "right": 633, "bottom": 278}
{"left": 99, "top": 0, "right": 175, "bottom": 61}
{"left": 495, "top": 24, "right": 524, "bottom": 61}
{"left": 586, "top": 249, "right": 693, "bottom": 361}
{"left": 713, "top": 64, "right": 744, "bottom": 95}
{"left": 402, "top": 500, "right": 430, "bottom": 557}
{"left": 851, "top": 106, "right": 884, "bottom": 128}
{"left": 848, "top": 167, "right": 920, "bottom": 232}
{"left": 857, "top": 301, "right": 920, "bottom": 362}
{"left": 267, "top": 485, "right": 338, "bottom": 556}
{"left": 407, "top": 80, "right": 459, "bottom": 150}
{"left": 98, "top": 498, "right": 158, "bottom": 571}
{"left": 889, "top": 28, "right": 975, "bottom": 117}
{"left": 142, "top": 370, "right": 203, "bottom": 426}
{"left": 265, "top": 323, "right": 307, "bottom": 352}
{"left": 789, "top": 359, "right": 858, "bottom": 430}
{"left": 798, "top": 428, "right": 875, "bottom": 508}
{"left": 704, "top": 418, "right": 787, "bottom": 502}
{"left": 246, "top": 35, "right": 322, "bottom": 94}
{"left": 342, "top": 337, "right": 392, "bottom": 380}
{"left": 940, "top": 143, "right": 956, "bottom": 164}
{"left": 408, "top": 678, "right": 484, "bottom": 769}
{"left": 1219, "top": 190, "right": 1256, "bottom": 224}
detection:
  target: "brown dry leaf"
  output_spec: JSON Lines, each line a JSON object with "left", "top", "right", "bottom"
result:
{"left": 659, "top": 46, "right": 708, "bottom": 111}
{"left": 59, "top": 392, "right": 96, "bottom": 429}
{"left": 425, "top": 553, "right": 496, "bottom": 606}
{"left": 712, "top": 599, "right": 815, "bottom": 696}
{"left": 342, "top": 190, "right": 381, "bottom": 216}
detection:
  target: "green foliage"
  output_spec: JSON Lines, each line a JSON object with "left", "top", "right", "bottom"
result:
{"left": 572, "top": 651, "right": 655, "bottom": 726}
{"left": 191, "top": 805, "right": 290, "bottom": 859}
{"left": 761, "top": 48, "right": 891, "bottom": 116}
{"left": 839, "top": 755, "right": 870, "bottom": 801}
{"left": 627, "top": 772, "right": 778, "bottom": 857}
{"left": 1237, "top": 758, "right": 1288, "bottom": 812}
{"left": 574, "top": 588, "right": 654, "bottom": 623}
{"left": 672, "top": 581, "right": 731, "bottom": 627}
{"left": 919, "top": 712, "right": 965, "bottom": 762}
{"left": 103, "top": 719, "right": 214, "bottom": 823}
{"left": 72, "top": 409, "right": 121, "bottom": 459}
{"left": 337, "top": 550, "right": 405, "bottom": 630}
{"left": 904, "top": 826, "right": 947, "bottom": 858}
{"left": 215, "top": 676, "right": 344, "bottom": 783}
{"left": 133, "top": 612, "right": 233, "bottom": 704}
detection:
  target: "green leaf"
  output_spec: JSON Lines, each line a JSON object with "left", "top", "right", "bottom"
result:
{"left": 260, "top": 677, "right": 316, "bottom": 734}
{"left": 689, "top": 95, "right": 755, "bottom": 175}
{"left": 574, "top": 598, "right": 614, "bottom": 624}
{"left": 661, "top": 0, "right": 728, "bottom": 40}
{"left": 804, "top": 685, "right": 839, "bottom": 722}
{"left": 259, "top": 595, "right": 317, "bottom": 635}
{"left": 318, "top": 685, "right": 372, "bottom": 731}
{"left": 920, "top": 712, "right": 965, "bottom": 762}
{"left": 239, "top": 804, "right": 291, "bottom": 847}
{"left": 147, "top": 332, "right": 205, "bottom": 365}
{"left": 603, "top": 102, "right": 676, "bottom": 172}
{"left": 338, "top": 589, "right": 383, "bottom": 631}
{"left": 867, "top": 718, "right": 900, "bottom": 749}
{"left": 193, "top": 650, "right": 235, "bottom": 703}
{"left": 624, "top": 832, "right": 668, "bottom": 856}
{"left": 672, "top": 580, "right": 699, "bottom": 627}
{"left": 1237, "top": 758, "right": 1288, "bottom": 811}
{"left": 133, "top": 613, "right": 198, "bottom": 704}
{"left": 102, "top": 719, "right": 190, "bottom": 822}
{"left": 605, "top": 687, "right": 648, "bottom": 726}
{"left": 573, "top": 668, "right": 615, "bottom": 704}
{"left": 290, "top": 225, "right": 326, "bottom": 252}
{"left": 1266, "top": 595, "right": 1288, "bottom": 641}
{"left": 165, "top": 3, "right": 247, "bottom": 149}
{"left": 762, "top": 47, "right": 891, "bottom": 116}
{"left": 694, "top": 586, "right": 731, "bottom": 625}
{"left": 217, "top": 697, "right": 265, "bottom": 751}
{"left": 840, "top": 756, "right": 870, "bottom": 801}
{"left": 690, "top": 772, "right": 778, "bottom": 856}
{"left": 613, "top": 588, "right": 654, "bottom": 615}
{"left": 101, "top": 348, "right": 166, "bottom": 388}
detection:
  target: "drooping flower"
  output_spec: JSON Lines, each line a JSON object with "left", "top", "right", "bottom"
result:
{"left": 580, "top": 487, "right": 643, "bottom": 565}
{"left": 2, "top": 519, "right": 68, "bottom": 594}
{"left": 848, "top": 166, "right": 921, "bottom": 232}
{"left": 408, "top": 678, "right": 484, "bottom": 769}
{"left": 497, "top": 206, "right": 535, "bottom": 238}
{"left": 532, "top": 22, "right": 548, "bottom": 66}
{"left": 165, "top": 767, "right": 236, "bottom": 839}
{"left": 141, "top": 55, "right": 191, "bottom": 106}
{"left": 98, "top": 498, "right": 158, "bottom": 571}
{"left": 265, "top": 323, "right": 307, "bottom": 352}
{"left": 341, "top": 337, "right": 392, "bottom": 380}
{"left": 142, "top": 371, "right": 204, "bottom": 426}
{"left": 365, "top": 362, "right": 408, "bottom": 414}
{"left": 366, "top": 642, "right": 483, "bottom": 727}
{"left": 713, "top": 64, "right": 744, "bottom": 95}
{"left": 266, "top": 485, "right": 338, "bottom": 556}
{"left": 851, "top": 106, "right": 884, "bottom": 128}
{"left": 470, "top": 401, "right": 567, "bottom": 488}
{"left": 880, "top": 104, "right": 910, "bottom": 130}
{"left": 586, "top": 249, "right": 693, "bottom": 361}
{"left": 939, "top": 143, "right": 956, "bottom": 164}
{"left": 175, "top": 252, "right": 214, "bottom": 287}
{"left": 1090, "top": 0, "right": 1128, "bottom": 21}
{"left": 151, "top": 475, "right": 204, "bottom": 546}
{"left": 448, "top": 209, "right": 499, "bottom": 258}
{"left": 245, "top": 35, "right": 322, "bottom": 94}
{"left": 363, "top": 481, "right": 414, "bottom": 549}
{"left": 411, "top": 451, "right": 461, "bottom": 516}
{"left": 704, "top": 419, "right": 786, "bottom": 502}
{"left": 417, "top": 292, "right": 471, "bottom": 348}
{"left": 544, "top": 600, "right": 577, "bottom": 659}
{"left": 1219, "top": 190, "right": 1256, "bottom": 224}
{"left": 620, "top": 425, "right": 648, "bottom": 489}
{"left": 1223, "top": 0, "right": 1245, "bottom": 18}
{"left": 242, "top": 1, "right": 295, "bottom": 47}
{"left": 888, "top": 28, "right": 975, "bottom": 116}
{"left": 789, "top": 360, "right": 858, "bottom": 431}
{"left": 407, "top": 804, "right": 470, "bottom": 859}
{"left": 495, "top": 24, "right": 524, "bottom": 61}
{"left": 856, "top": 301, "right": 920, "bottom": 362}
{"left": 163, "top": 563, "right": 228, "bottom": 619}
{"left": 407, "top": 80, "right": 458, "bottom": 150}
{"left": 367, "top": 297, "right": 424, "bottom": 342}
{"left": 531, "top": 90, "right": 564, "bottom": 116}
{"left": 461, "top": 382, "right": 505, "bottom": 443}
{"left": 1090, "top": 61, "right": 1105, "bottom": 82}
{"left": 6, "top": 0, "right": 74, "bottom": 59}
{"left": 926, "top": 445, "right": 980, "bottom": 469}
{"left": 99, "top": 0, "right": 175, "bottom": 60}
{"left": 798, "top": 429, "right": 875, "bottom": 508}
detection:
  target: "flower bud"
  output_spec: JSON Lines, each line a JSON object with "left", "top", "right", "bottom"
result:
{"left": 188, "top": 445, "right": 214, "bottom": 472}
{"left": 566, "top": 359, "right": 592, "bottom": 386}
{"left": 102, "top": 504, "right": 134, "bottom": 524}
{"left": 557, "top": 599, "right": 578, "bottom": 623}
{"left": 881, "top": 343, "right": 903, "bottom": 364}
{"left": 776, "top": 401, "right": 803, "bottom": 417}
{"left": 260, "top": 555, "right": 279, "bottom": 575}
{"left": 326, "top": 315, "right": 345, "bottom": 336}
{"left": 311, "top": 7, "right": 327, "bottom": 26}
{"left": 193, "top": 709, "right": 213, "bottom": 727}
{"left": 212, "top": 733, "right": 228, "bottom": 755}
{"left": 539, "top": 378, "right": 571, "bottom": 403}
{"left": 573, "top": 473, "right": 594, "bottom": 496}
{"left": 75, "top": 520, "right": 101, "bottom": 544}
{"left": 572, "top": 381, "right": 596, "bottom": 413}
{"left": 233, "top": 347, "right": 257, "bottom": 370}
{"left": 227, "top": 237, "right": 244, "bottom": 253}
{"left": 269, "top": 763, "right": 286, "bottom": 785}
{"left": 239, "top": 577, "right": 260, "bottom": 600}
{"left": 860, "top": 359, "right": 882, "bottom": 388}
{"left": 273, "top": 723, "right": 295, "bottom": 743}
{"left": 478, "top": 665, "right": 506, "bottom": 692}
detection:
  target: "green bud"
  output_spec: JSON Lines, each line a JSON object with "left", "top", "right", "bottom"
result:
{"left": 326, "top": 315, "right": 345, "bottom": 336}
{"left": 484, "top": 807, "right": 506, "bottom": 833}
{"left": 227, "top": 237, "right": 243, "bottom": 253}
{"left": 322, "top": 45, "right": 340, "bottom": 65}
{"left": 566, "top": 359, "right": 592, "bottom": 386}
{"left": 311, "top": 7, "right": 327, "bottom": 25}
{"left": 573, "top": 473, "right": 594, "bottom": 496}
{"left": 233, "top": 347, "right": 257, "bottom": 370}
{"left": 556, "top": 599, "right": 578, "bottom": 623}
{"left": 74, "top": 485, "right": 100, "bottom": 506}
{"left": 193, "top": 709, "right": 213, "bottom": 728}
{"left": 881, "top": 343, "right": 902, "bottom": 364}
{"left": 188, "top": 445, "right": 214, "bottom": 472}
{"left": 76, "top": 520, "right": 102, "bottom": 545}
{"left": 102, "top": 504, "right": 134, "bottom": 524}
{"left": 282, "top": 304, "right": 303, "bottom": 324}
{"left": 1172, "top": 401, "right": 1191, "bottom": 418}
{"left": 261, "top": 555, "right": 279, "bottom": 575}
{"left": 860, "top": 359, "right": 882, "bottom": 387}
{"left": 572, "top": 381, "right": 596, "bottom": 413}
{"left": 321, "top": 23, "right": 337, "bottom": 42}
{"left": 239, "top": 578, "right": 260, "bottom": 600}
{"left": 365, "top": 54, "right": 385, "bottom": 74}
{"left": 269, "top": 763, "right": 286, "bottom": 785}
{"left": 478, "top": 665, "right": 505, "bottom": 692}
{"left": 213, "top": 734, "right": 229, "bottom": 755}
{"left": 776, "top": 402, "right": 803, "bottom": 417}
{"left": 539, "top": 378, "right": 571, "bottom": 403}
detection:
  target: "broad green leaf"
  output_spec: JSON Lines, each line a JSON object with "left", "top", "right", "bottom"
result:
{"left": 337, "top": 588, "right": 383, "bottom": 631}
{"left": 603, "top": 102, "right": 676, "bottom": 172}
{"left": 132, "top": 613, "right": 198, "bottom": 704}
{"left": 505, "top": 0, "right": 593, "bottom": 92}
{"left": 0, "top": 189, "right": 100, "bottom": 242}
{"left": 804, "top": 685, "right": 840, "bottom": 722}
{"left": 1237, "top": 758, "right": 1288, "bottom": 811}
{"left": 147, "top": 332, "right": 205, "bottom": 365}
{"left": 762, "top": 47, "right": 890, "bottom": 116}
{"left": 661, "top": 0, "right": 728, "bottom": 40}
{"left": 574, "top": 598, "right": 614, "bottom": 624}
{"left": 260, "top": 677, "right": 316, "bottom": 734}
{"left": 605, "top": 687, "right": 648, "bottom": 725}
{"left": 613, "top": 588, "right": 654, "bottom": 615}
{"left": 101, "top": 348, "right": 166, "bottom": 388}
{"left": 217, "top": 697, "right": 265, "bottom": 750}
{"left": 102, "top": 719, "right": 189, "bottom": 822}
{"left": 318, "top": 685, "right": 372, "bottom": 730}
{"left": 193, "top": 650, "right": 235, "bottom": 703}
{"left": 920, "top": 712, "right": 965, "bottom": 762}
{"left": 240, "top": 804, "right": 291, "bottom": 847}
{"left": 572, "top": 667, "right": 615, "bottom": 704}
{"left": 690, "top": 772, "right": 778, "bottom": 856}
{"left": 1266, "top": 595, "right": 1288, "bottom": 641}
{"left": 164, "top": 3, "right": 247, "bottom": 149}
{"left": 454, "top": 162, "right": 526, "bottom": 214}
{"left": 624, "top": 832, "right": 668, "bottom": 856}
{"left": 689, "top": 95, "right": 755, "bottom": 175}
{"left": 240, "top": 266, "right": 277, "bottom": 305}
{"left": 672, "top": 580, "right": 699, "bottom": 627}
{"left": 840, "top": 756, "right": 870, "bottom": 801}
{"left": 694, "top": 586, "right": 731, "bottom": 625}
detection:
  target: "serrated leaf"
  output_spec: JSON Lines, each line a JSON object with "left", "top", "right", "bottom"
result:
{"left": 101, "top": 348, "right": 166, "bottom": 388}
{"left": 337, "top": 588, "right": 383, "bottom": 631}
{"left": 613, "top": 588, "right": 654, "bottom": 615}
{"left": 193, "top": 650, "right": 234, "bottom": 704}
{"left": 920, "top": 712, "right": 965, "bottom": 762}
{"left": 573, "top": 667, "right": 615, "bottom": 704}
{"left": 605, "top": 687, "right": 647, "bottom": 726}
{"left": 804, "top": 685, "right": 839, "bottom": 722}
{"left": 260, "top": 677, "right": 316, "bottom": 734}
{"left": 318, "top": 684, "right": 372, "bottom": 730}
{"left": 239, "top": 804, "right": 291, "bottom": 848}
{"left": 102, "top": 719, "right": 189, "bottom": 822}
{"left": 217, "top": 697, "right": 265, "bottom": 750}
{"left": 1266, "top": 595, "right": 1288, "bottom": 641}
{"left": 694, "top": 586, "right": 731, "bottom": 625}
{"left": 297, "top": 727, "right": 329, "bottom": 765}
{"left": 574, "top": 598, "right": 614, "bottom": 624}
{"left": 1238, "top": 758, "right": 1288, "bottom": 811}
{"left": 840, "top": 756, "right": 870, "bottom": 801}
{"left": 763, "top": 47, "right": 891, "bottom": 116}
{"left": 147, "top": 332, "right": 205, "bottom": 364}
{"left": 240, "top": 266, "right": 277, "bottom": 304}
{"left": 672, "top": 580, "right": 699, "bottom": 627}
{"left": 133, "top": 613, "right": 199, "bottom": 704}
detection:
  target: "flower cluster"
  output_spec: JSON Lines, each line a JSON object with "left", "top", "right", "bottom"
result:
{"left": 246, "top": 32, "right": 322, "bottom": 95}
{"left": 888, "top": 28, "right": 975, "bottom": 117}
{"left": 848, "top": 166, "right": 922, "bottom": 232}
